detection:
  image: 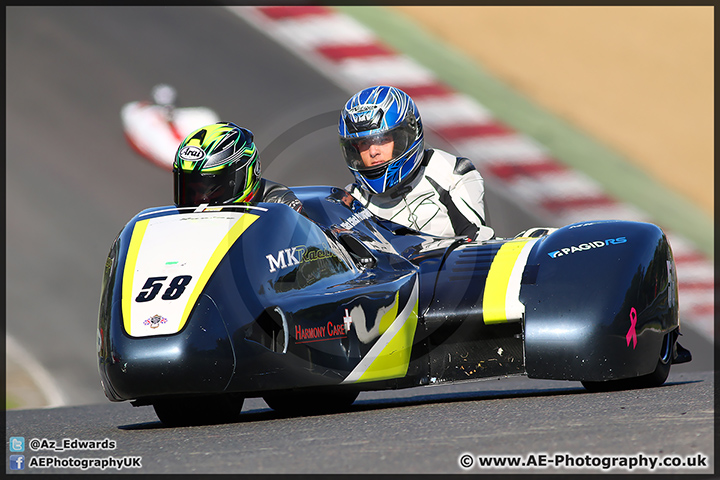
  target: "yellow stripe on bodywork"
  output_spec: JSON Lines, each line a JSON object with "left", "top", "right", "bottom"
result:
{"left": 177, "top": 213, "right": 258, "bottom": 331}
{"left": 378, "top": 292, "right": 399, "bottom": 335}
{"left": 342, "top": 280, "right": 419, "bottom": 384}
{"left": 482, "top": 239, "right": 537, "bottom": 324}
{"left": 122, "top": 219, "right": 150, "bottom": 334}
{"left": 358, "top": 303, "right": 417, "bottom": 382}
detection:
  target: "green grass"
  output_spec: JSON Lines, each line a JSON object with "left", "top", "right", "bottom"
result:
{"left": 5, "top": 395, "right": 22, "bottom": 410}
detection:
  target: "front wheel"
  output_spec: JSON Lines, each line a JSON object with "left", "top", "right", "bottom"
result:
{"left": 153, "top": 394, "right": 244, "bottom": 427}
{"left": 581, "top": 330, "right": 675, "bottom": 393}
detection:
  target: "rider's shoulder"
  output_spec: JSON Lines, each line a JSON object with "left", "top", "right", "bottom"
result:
{"left": 425, "top": 149, "right": 472, "bottom": 170}
{"left": 261, "top": 179, "right": 287, "bottom": 192}
{"left": 424, "top": 148, "right": 478, "bottom": 179}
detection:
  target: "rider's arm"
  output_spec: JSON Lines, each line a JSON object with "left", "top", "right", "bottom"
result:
{"left": 449, "top": 159, "right": 495, "bottom": 241}
{"left": 449, "top": 157, "right": 487, "bottom": 226}
{"left": 425, "top": 154, "right": 491, "bottom": 240}
{"left": 261, "top": 180, "right": 305, "bottom": 215}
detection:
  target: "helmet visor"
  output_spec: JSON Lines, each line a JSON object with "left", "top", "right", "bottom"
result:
{"left": 174, "top": 165, "right": 252, "bottom": 207}
{"left": 340, "top": 121, "right": 416, "bottom": 174}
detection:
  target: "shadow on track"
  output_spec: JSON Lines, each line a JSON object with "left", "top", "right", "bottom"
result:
{"left": 116, "top": 377, "right": 702, "bottom": 430}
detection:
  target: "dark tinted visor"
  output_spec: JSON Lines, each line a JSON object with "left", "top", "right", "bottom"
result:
{"left": 174, "top": 165, "right": 248, "bottom": 207}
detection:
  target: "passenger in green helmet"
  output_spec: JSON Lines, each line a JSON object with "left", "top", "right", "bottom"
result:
{"left": 173, "top": 122, "right": 304, "bottom": 214}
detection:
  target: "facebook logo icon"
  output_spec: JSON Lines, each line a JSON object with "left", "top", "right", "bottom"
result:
{"left": 9, "top": 455, "right": 25, "bottom": 470}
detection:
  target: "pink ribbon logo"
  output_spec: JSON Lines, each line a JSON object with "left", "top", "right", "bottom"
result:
{"left": 626, "top": 307, "right": 637, "bottom": 349}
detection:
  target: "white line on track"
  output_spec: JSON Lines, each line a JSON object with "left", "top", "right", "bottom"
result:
{"left": 6, "top": 334, "right": 67, "bottom": 408}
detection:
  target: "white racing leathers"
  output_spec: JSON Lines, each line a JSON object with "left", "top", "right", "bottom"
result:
{"left": 346, "top": 149, "right": 495, "bottom": 240}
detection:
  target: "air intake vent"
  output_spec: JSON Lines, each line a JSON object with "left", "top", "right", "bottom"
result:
{"left": 246, "top": 306, "right": 288, "bottom": 353}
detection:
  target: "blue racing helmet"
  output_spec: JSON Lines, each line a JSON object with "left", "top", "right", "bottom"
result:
{"left": 339, "top": 86, "right": 424, "bottom": 195}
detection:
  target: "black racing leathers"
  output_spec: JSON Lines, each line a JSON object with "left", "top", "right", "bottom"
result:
{"left": 259, "top": 179, "right": 305, "bottom": 215}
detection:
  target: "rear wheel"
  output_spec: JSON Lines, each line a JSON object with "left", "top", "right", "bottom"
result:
{"left": 263, "top": 389, "right": 359, "bottom": 415}
{"left": 153, "top": 394, "right": 244, "bottom": 427}
{"left": 581, "top": 330, "right": 675, "bottom": 393}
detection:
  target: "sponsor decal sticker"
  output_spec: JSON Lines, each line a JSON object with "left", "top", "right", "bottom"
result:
{"left": 178, "top": 145, "right": 205, "bottom": 162}
{"left": 626, "top": 307, "right": 638, "bottom": 349}
{"left": 548, "top": 237, "right": 627, "bottom": 259}
{"left": 143, "top": 314, "right": 168, "bottom": 329}
{"left": 568, "top": 222, "right": 602, "bottom": 229}
{"left": 343, "top": 308, "right": 353, "bottom": 332}
{"left": 295, "top": 320, "right": 348, "bottom": 344}
{"left": 339, "top": 209, "right": 373, "bottom": 230}
{"left": 266, "top": 245, "right": 337, "bottom": 273}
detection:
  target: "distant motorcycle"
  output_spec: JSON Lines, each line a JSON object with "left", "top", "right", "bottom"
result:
{"left": 120, "top": 84, "right": 219, "bottom": 170}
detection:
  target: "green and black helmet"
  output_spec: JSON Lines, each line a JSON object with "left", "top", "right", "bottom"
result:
{"left": 173, "top": 122, "right": 261, "bottom": 207}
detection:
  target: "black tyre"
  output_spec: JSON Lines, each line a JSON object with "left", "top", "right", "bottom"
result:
{"left": 153, "top": 394, "right": 244, "bottom": 427}
{"left": 581, "top": 330, "right": 674, "bottom": 393}
{"left": 263, "top": 389, "right": 359, "bottom": 415}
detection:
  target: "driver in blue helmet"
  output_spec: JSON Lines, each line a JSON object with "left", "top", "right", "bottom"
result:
{"left": 339, "top": 85, "right": 494, "bottom": 240}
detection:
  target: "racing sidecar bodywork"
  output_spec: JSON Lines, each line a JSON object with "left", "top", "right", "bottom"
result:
{"left": 98, "top": 186, "right": 689, "bottom": 425}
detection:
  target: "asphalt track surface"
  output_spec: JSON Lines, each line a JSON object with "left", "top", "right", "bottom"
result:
{"left": 5, "top": 7, "right": 715, "bottom": 475}
{"left": 5, "top": 372, "right": 714, "bottom": 474}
